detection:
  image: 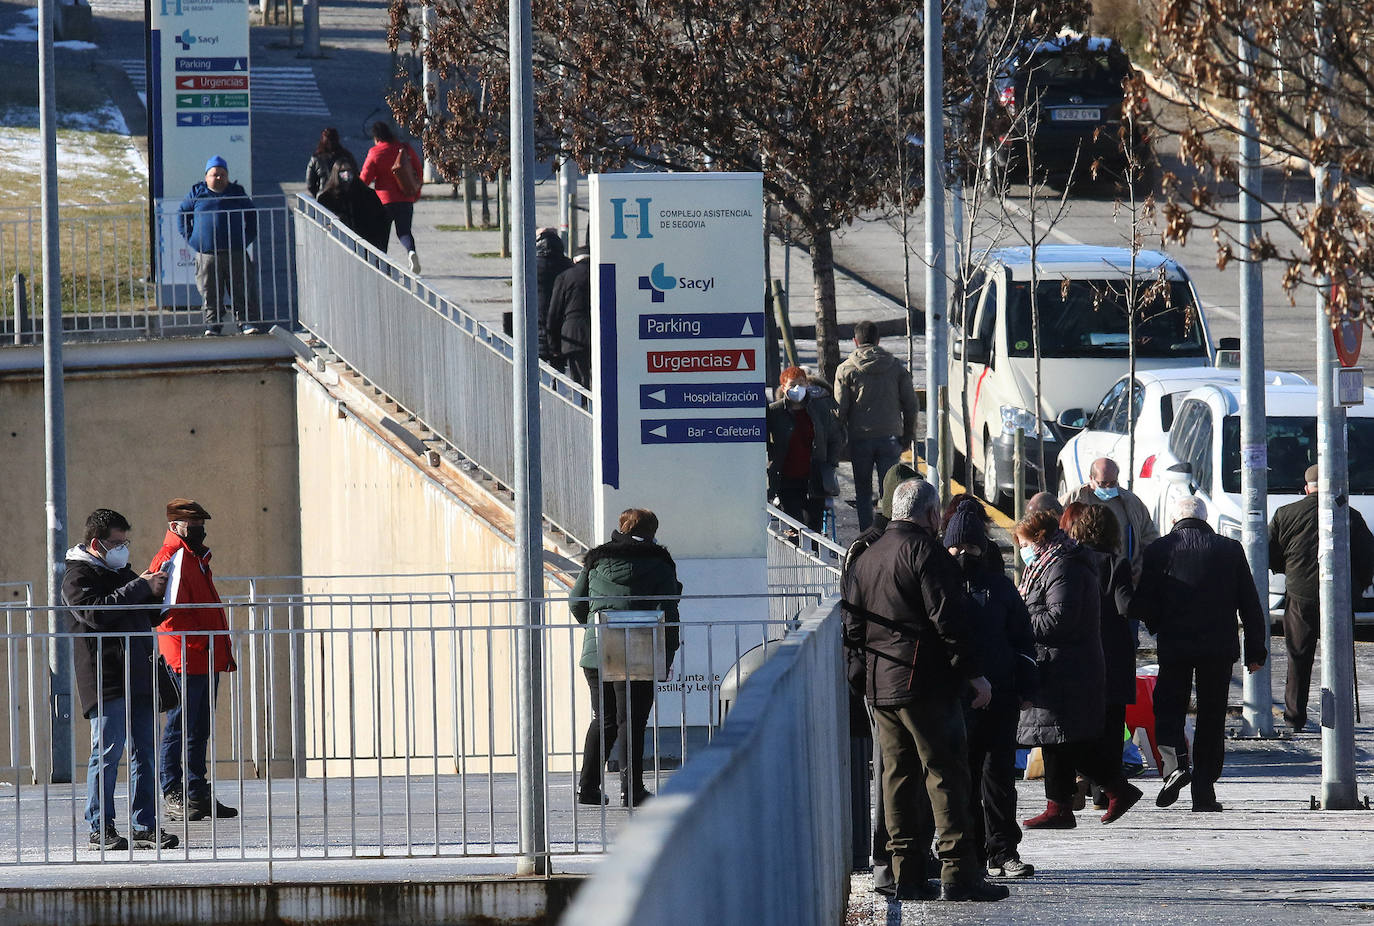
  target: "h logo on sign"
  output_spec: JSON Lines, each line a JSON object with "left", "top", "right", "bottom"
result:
{"left": 609, "top": 197, "right": 653, "bottom": 240}
{"left": 160, "top": 0, "right": 184, "bottom": 15}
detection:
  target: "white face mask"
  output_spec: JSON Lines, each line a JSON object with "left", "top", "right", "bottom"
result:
{"left": 100, "top": 541, "right": 130, "bottom": 570}
{"left": 785, "top": 384, "right": 808, "bottom": 403}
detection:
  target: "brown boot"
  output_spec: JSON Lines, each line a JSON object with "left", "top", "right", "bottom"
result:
{"left": 1023, "top": 800, "right": 1077, "bottom": 829}
{"left": 1100, "top": 782, "right": 1143, "bottom": 824}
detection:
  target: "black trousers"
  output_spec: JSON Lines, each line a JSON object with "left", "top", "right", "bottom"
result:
{"left": 1283, "top": 595, "right": 1319, "bottom": 729}
{"left": 965, "top": 698, "right": 1021, "bottom": 866}
{"left": 1153, "top": 656, "right": 1232, "bottom": 798}
{"left": 578, "top": 669, "right": 653, "bottom": 796}
{"left": 777, "top": 476, "right": 825, "bottom": 531}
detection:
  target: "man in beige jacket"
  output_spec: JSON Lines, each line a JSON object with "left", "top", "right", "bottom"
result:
{"left": 835, "top": 321, "right": 918, "bottom": 531}
{"left": 1060, "top": 457, "right": 1159, "bottom": 582}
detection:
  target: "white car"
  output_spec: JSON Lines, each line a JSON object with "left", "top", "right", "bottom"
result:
{"left": 1054, "top": 367, "right": 1311, "bottom": 517}
{"left": 1139, "top": 380, "right": 1374, "bottom": 621}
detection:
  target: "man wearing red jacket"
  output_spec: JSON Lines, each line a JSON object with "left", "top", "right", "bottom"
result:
{"left": 150, "top": 498, "right": 238, "bottom": 821}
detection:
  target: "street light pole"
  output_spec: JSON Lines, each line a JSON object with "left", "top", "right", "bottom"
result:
{"left": 508, "top": 0, "right": 548, "bottom": 871}
{"left": 1237, "top": 30, "right": 1273, "bottom": 738}
{"left": 922, "top": 0, "right": 946, "bottom": 497}
{"left": 38, "top": 0, "right": 71, "bottom": 784}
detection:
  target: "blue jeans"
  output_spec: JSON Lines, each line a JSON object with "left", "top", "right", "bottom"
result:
{"left": 850, "top": 435, "right": 903, "bottom": 531}
{"left": 159, "top": 672, "right": 219, "bottom": 801}
{"left": 86, "top": 695, "right": 158, "bottom": 832}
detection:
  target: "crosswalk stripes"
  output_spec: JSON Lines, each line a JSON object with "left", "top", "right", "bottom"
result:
{"left": 87, "top": 0, "right": 147, "bottom": 14}
{"left": 116, "top": 60, "right": 329, "bottom": 116}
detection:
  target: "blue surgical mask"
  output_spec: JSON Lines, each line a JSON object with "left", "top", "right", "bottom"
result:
{"left": 1094, "top": 486, "right": 1120, "bottom": 501}
{"left": 785, "top": 384, "right": 808, "bottom": 403}
{"left": 1019, "top": 545, "right": 1038, "bottom": 567}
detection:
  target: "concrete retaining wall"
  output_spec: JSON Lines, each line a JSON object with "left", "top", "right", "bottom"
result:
{"left": 560, "top": 597, "right": 849, "bottom": 926}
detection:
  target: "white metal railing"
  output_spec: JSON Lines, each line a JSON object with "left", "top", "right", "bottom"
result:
{"left": 0, "top": 587, "right": 825, "bottom": 866}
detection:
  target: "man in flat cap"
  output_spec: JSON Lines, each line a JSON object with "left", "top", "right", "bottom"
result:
{"left": 1269, "top": 464, "right": 1374, "bottom": 731}
{"left": 179, "top": 155, "right": 260, "bottom": 336}
{"left": 149, "top": 498, "right": 239, "bottom": 822}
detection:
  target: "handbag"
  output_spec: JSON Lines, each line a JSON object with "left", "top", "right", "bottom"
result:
{"left": 156, "top": 656, "right": 180, "bottom": 713}
{"left": 391, "top": 146, "right": 421, "bottom": 199}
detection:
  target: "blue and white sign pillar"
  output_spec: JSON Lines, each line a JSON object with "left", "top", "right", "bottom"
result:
{"left": 590, "top": 173, "right": 768, "bottom": 745}
{"left": 148, "top": 0, "right": 253, "bottom": 304}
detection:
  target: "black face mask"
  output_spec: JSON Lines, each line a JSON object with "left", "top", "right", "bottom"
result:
{"left": 184, "top": 525, "right": 207, "bottom": 547}
{"left": 955, "top": 552, "right": 982, "bottom": 576}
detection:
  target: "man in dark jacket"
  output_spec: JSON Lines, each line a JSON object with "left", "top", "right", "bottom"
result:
{"left": 545, "top": 251, "right": 592, "bottom": 386}
{"left": 536, "top": 228, "right": 573, "bottom": 363}
{"left": 1269, "top": 464, "right": 1374, "bottom": 731}
{"left": 841, "top": 462, "right": 919, "bottom": 896}
{"left": 1135, "top": 496, "right": 1267, "bottom": 812}
{"left": 178, "top": 155, "right": 259, "bottom": 336}
{"left": 835, "top": 321, "right": 918, "bottom": 531}
{"left": 844, "top": 479, "right": 1005, "bottom": 903}
{"left": 62, "top": 509, "right": 177, "bottom": 851}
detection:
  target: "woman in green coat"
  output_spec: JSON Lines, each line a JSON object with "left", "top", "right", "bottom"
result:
{"left": 571, "top": 508, "right": 681, "bottom": 807}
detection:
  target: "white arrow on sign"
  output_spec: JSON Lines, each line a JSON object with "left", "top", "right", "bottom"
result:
{"left": 741, "top": 317, "right": 756, "bottom": 336}
{"left": 738, "top": 352, "right": 751, "bottom": 369}
{"left": 649, "top": 425, "right": 668, "bottom": 439}
{"left": 647, "top": 389, "right": 666, "bottom": 404}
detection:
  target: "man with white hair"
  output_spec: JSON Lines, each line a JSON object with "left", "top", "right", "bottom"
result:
{"left": 843, "top": 478, "right": 1005, "bottom": 902}
{"left": 1061, "top": 457, "right": 1158, "bottom": 582}
{"left": 1134, "top": 495, "right": 1267, "bottom": 812}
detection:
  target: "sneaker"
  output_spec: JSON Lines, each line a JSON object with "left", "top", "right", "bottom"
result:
{"left": 202, "top": 326, "right": 223, "bottom": 337}
{"left": 408, "top": 250, "right": 421, "bottom": 273}
{"left": 987, "top": 858, "right": 1035, "bottom": 879}
{"left": 940, "top": 878, "right": 1010, "bottom": 902}
{"left": 240, "top": 324, "right": 261, "bottom": 335}
{"left": 1156, "top": 768, "right": 1192, "bottom": 808}
{"left": 163, "top": 790, "right": 187, "bottom": 820}
{"left": 132, "top": 828, "right": 179, "bottom": 850}
{"left": 88, "top": 824, "right": 128, "bottom": 851}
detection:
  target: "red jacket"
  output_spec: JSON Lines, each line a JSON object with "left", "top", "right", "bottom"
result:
{"left": 149, "top": 531, "right": 236, "bottom": 674}
{"left": 359, "top": 141, "right": 422, "bottom": 205}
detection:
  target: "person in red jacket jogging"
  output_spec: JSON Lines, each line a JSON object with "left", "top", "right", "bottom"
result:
{"left": 359, "top": 122, "right": 423, "bottom": 273}
{"left": 149, "top": 498, "right": 238, "bottom": 821}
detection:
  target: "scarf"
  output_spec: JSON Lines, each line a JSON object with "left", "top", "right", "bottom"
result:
{"left": 1017, "top": 528, "right": 1078, "bottom": 598}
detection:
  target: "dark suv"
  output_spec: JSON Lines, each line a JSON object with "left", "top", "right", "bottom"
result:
{"left": 985, "top": 35, "right": 1148, "bottom": 186}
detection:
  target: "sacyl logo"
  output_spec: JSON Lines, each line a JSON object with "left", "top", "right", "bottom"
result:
{"left": 176, "top": 28, "right": 197, "bottom": 50}
{"left": 610, "top": 197, "right": 653, "bottom": 240}
{"left": 638, "top": 263, "right": 715, "bottom": 303}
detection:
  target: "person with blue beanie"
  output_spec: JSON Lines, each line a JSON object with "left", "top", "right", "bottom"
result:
{"left": 178, "top": 155, "right": 260, "bottom": 336}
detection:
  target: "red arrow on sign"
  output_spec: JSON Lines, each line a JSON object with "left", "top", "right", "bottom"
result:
{"left": 646, "top": 350, "right": 756, "bottom": 374}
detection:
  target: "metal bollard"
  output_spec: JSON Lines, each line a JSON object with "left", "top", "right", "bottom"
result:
{"left": 499, "top": 169, "right": 511, "bottom": 258}
{"left": 937, "top": 386, "right": 951, "bottom": 508}
{"left": 1014, "top": 426, "right": 1026, "bottom": 520}
{"left": 12, "top": 273, "right": 27, "bottom": 345}
{"left": 464, "top": 170, "right": 475, "bottom": 228}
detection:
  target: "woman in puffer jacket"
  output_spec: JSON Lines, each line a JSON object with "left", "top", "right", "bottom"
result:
{"left": 571, "top": 508, "right": 681, "bottom": 808}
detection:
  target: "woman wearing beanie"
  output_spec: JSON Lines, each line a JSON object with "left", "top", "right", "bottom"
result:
{"left": 944, "top": 499, "right": 1039, "bottom": 879}
{"left": 570, "top": 509, "right": 682, "bottom": 808}
{"left": 1060, "top": 502, "right": 1139, "bottom": 815}
{"left": 1014, "top": 509, "right": 1141, "bottom": 829}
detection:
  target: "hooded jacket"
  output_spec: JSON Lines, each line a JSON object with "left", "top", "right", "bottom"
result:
{"left": 842, "top": 520, "right": 980, "bottom": 707}
{"left": 1016, "top": 539, "right": 1104, "bottom": 746}
{"left": 149, "top": 531, "right": 236, "bottom": 675}
{"left": 835, "top": 343, "right": 918, "bottom": 443}
{"left": 571, "top": 532, "right": 682, "bottom": 670}
{"left": 62, "top": 545, "right": 160, "bottom": 719}
{"left": 1134, "top": 518, "right": 1267, "bottom": 667}
{"left": 178, "top": 180, "right": 258, "bottom": 254}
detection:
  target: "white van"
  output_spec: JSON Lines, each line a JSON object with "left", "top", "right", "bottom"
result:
{"left": 948, "top": 245, "right": 1215, "bottom": 505}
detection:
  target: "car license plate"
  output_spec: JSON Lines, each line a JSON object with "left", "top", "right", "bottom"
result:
{"left": 1052, "top": 108, "right": 1101, "bottom": 121}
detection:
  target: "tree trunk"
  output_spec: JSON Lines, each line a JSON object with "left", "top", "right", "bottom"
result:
{"left": 812, "top": 224, "right": 841, "bottom": 383}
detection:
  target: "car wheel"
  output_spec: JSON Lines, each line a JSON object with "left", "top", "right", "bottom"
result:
{"left": 1057, "top": 467, "right": 1070, "bottom": 499}
{"left": 982, "top": 436, "right": 1008, "bottom": 509}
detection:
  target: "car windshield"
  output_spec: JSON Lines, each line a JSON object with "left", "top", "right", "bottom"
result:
{"left": 1221, "top": 416, "right": 1374, "bottom": 494}
{"left": 1006, "top": 279, "right": 1207, "bottom": 359}
{"left": 1022, "top": 49, "right": 1128, "bottom": 92}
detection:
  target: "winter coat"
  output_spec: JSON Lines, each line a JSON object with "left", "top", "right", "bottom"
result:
{"left": 834, "top": 343, "right": 918, "bottom": 443}
{"left": 1084, "top": 547, "right": 1137, "bottom": 705}
{"left": 149, "top": 531, "right": 236, "bottom": 675}
{"left": 1016, "top": 540, "right": 1104, "bottom": 746}
{"left": 536, "top": 235, "right": 573, "bottom": 360}
{"left": 178, "top": 181, "right": 257, "bottom": 253}
{"left": 961, "top": 559, "right": 1038, "bottom": 703}
{"left": 359, "top": 141, "right": 422, "bottom": 205}
{"left": 842, "top": 520, "right": 980, "bottom": 708}
{"left": 1269, "top": 492, "right": 1374, "bottom": 604}
{"left": 1060, "top": 484, "right": 1159, "bottom": 583}
{"left": 839, "top": 517, "right": 888, "bottom": 733}
{"left": 570, "top": 533, "right": 682, "bottom": 671}
{"left": 62, "top": 546, "right": 161, "bottom": 719}
{"left": 306, "top": 148, "right": 354, "bottom": 196}
{"left": 765, "top": 386, "right": 844, "bottom": 496}
{"left": 1134, "top": 518, "right": 1268, "bottom": 667}
{"left": 546, "top": 260, "right": 592, "bottom": 379}
{"left": 317, "top": 178, "right": 392, "bottom": 252}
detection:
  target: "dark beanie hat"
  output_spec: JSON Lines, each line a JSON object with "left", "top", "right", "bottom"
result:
{"left": 879, "top": 462, "right": 920, "bottom": 519}
{"left": 943, "top": 499, "right": 988, "bottom": 549}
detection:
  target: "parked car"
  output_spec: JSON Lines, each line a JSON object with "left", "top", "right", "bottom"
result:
{"left": 984, "top": 33, "right": 1149, "bottom": 186}
{"left": 948, "top": 245, "right": 1215, "bottom": 507}
{"left": 1054, "top": 367, "right": 1311, "bottom": 514}
{"left": 1140, "top": 380, "right": 1374, "bottom": 621}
